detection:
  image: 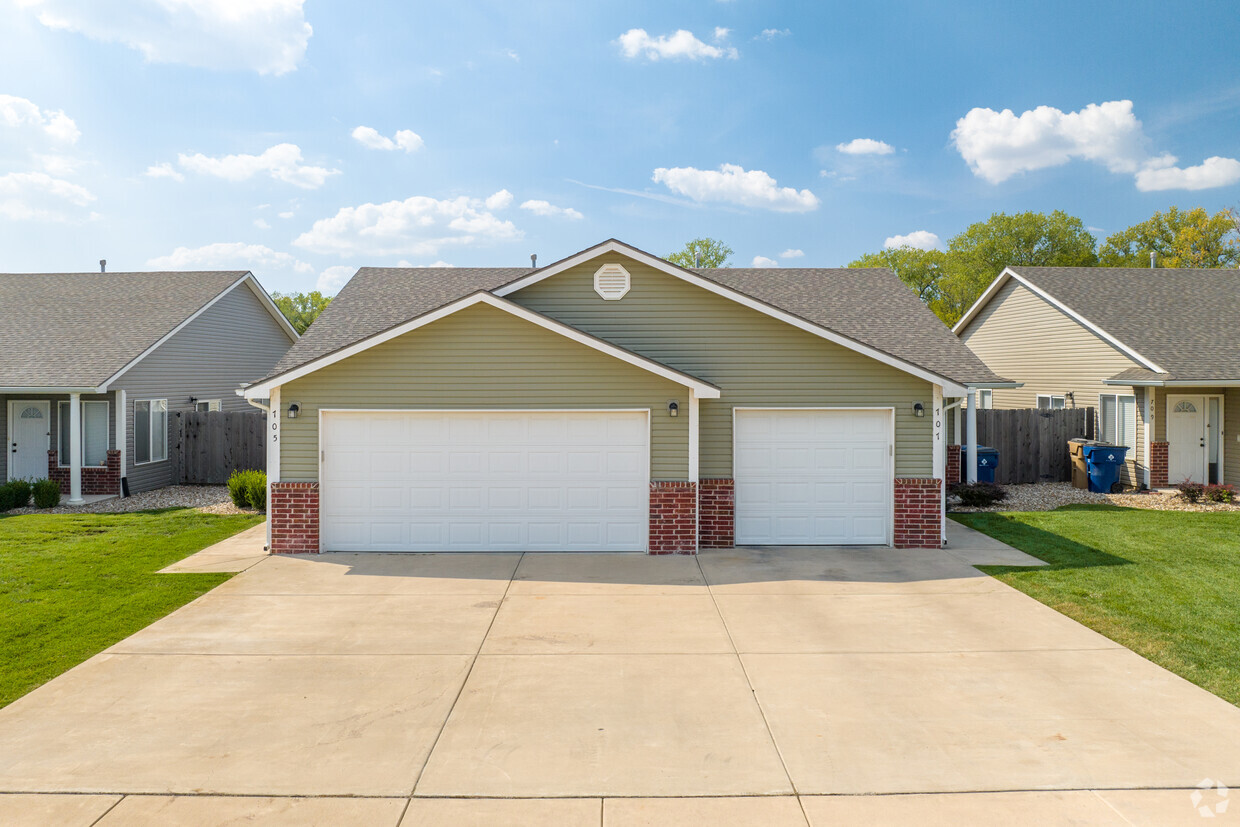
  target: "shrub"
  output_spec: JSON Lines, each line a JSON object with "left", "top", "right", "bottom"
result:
{"left": 1204, "top": 484, "right": 1236, "bottom": 504}
{"left": 227, "top": 470, "right": 251, "bottom": 508}
{"left": 245, "top": 471, "right": 267, "bottom": 511}
{"left": 0, "top": 482, "right": 18, "bottom": 512}
{"left": 6, "top": 479, "right": 32, "bottom": 509}
{"left": 31, "top": 479, "right": 61, "bottom": 509}
{"left": 952, "top": 481, "right": 1008, "bottom": 508}
{"left": 227, "top": 469, "right": 267, "bottom": 511}
{"left": 1177, "top": 480, "right": 1205, "bottom": 503}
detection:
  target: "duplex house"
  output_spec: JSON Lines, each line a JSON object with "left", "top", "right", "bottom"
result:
{"left": 955, "top": 266, "right": 1239, "bottom": 489}
{"left": 243, "top": 239, "right": 1010, "bottom": 554}
{"left": 1, "top": 271, "right": 297, "bottom": 502}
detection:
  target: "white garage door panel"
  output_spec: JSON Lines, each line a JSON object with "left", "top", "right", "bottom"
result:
{"left": 321, "top": 410, "right": 649, "bottom": 552}
{"left": 735, "top": 409, "right": 892, "bottom": 546}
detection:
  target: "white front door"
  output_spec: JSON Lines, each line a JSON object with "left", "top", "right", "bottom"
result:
{"left": 1167, "top": 395, "right": 1206, "bottom": 484}
{"left": 8, "top": 400, "right": 50, "bottom": 481}
{"left": 320, "top": 410, "right": 650, "bottom": 552}
{"left": 734, "top": 408, "right": 893, "bottom": 546}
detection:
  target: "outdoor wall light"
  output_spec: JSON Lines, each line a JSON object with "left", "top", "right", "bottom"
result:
{"left": 913, "top": 402, "right": 925, "bottom": 418}
{"left": 668, "top": 401, "right": 679, "bottom": 417}
{"left": 287, "top": 403, "right": 301, "bottom": 419}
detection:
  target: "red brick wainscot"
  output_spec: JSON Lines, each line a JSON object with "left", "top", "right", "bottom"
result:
{"left": 946, "top": 444, "right": 962, "bottom": 486}
{"left": 894, "top": 478, "right": 943, "bottom": 549}
{"left": 698, "top": 478, "right": 734, "bottom": 548}
{"left": 269, "top": 482, "right": 320, "bottom": 554}
{"left": 1150, "top": 442, "right": 1169, "bottom": 488}
{"left": 649, "top": 481, "right": 697, "bottom": 554}
{"left": 47, "top": 449, "right": 121, "bottom": 496}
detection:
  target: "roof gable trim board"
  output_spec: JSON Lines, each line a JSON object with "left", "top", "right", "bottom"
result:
{"left": 242, "top": 291, "right": 722, "bottom": 399}
{"left": 952, "top": 267, "right": 1165, "bottom": 374}
{"left": 494, "top": 239, "right": 970, "bottom": 396}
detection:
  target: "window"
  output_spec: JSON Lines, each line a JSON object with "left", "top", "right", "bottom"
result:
{"left": 134, "top": 399, "right": 168, "bottom": 464}
{"left": 978, "top": 390, "right": 993, "bottom": 409}
{"left": 1037, "top": 395, "right": 1066, "bottom": 410}
{"left": 194, "top": 399, "right": 222, "bottom": 412}
{"left": 1100, "top": 394, "right": 1136, "bottom": 448}
{"left": 57, "top": 401, "right": 109, "bottom": 467}
{"left": 593, "top": 263, "right": 631, "bottom": 300}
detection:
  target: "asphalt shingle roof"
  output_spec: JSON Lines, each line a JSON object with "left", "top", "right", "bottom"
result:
{"left": 0, "top": 271, "right": 248, "bottom": 388}
{"left": 266, "top": 255, "right": 1004, "bottom": 387}
{"left": 1007, "top": 266, "right": 1240, "bottom": 382}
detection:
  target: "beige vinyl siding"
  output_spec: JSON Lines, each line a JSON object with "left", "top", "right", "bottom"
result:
{"left": 508, "top": 253, "right": 934, "bottom": 478}
{"left": 959, "top": 278, "right": 1146, "bottom": 483}
{"left": 278, "top": 303, "right": 688, "bottom": 482}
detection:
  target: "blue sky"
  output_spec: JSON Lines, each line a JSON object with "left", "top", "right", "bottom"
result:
{"left": 1, "top": 0, "right": 1238, "bottom": 294}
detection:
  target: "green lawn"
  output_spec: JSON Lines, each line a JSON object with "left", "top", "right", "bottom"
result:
{"left": 0, "top": 509, "right": 263, "bottom": 707}
{"left": 954, "top": 505, "right": 1240, "bottom": 706}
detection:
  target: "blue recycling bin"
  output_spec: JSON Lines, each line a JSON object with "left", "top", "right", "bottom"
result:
{"left": 1081, "top": 444, "right": 1129, "bottom": 493}
{"left": 962, "top": 445, "right": 1000, "bottom": 483}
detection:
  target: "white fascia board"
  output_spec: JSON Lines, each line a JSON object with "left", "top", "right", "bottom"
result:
{"left": 1103, "top": 378, "right": 1164, "bottom": 387}
{"left": 0, "top": 386, "right": 101, "bottom": 393}
{"left": 951, "top": 269, "right": 1013, "bottom": 335}
{"left": 241, "top": 274, "right": 301, "bottom": 342}
{"left": 244, "top": 291, "right": 722, "bottom": 400}
{"left": 966, "top": 381, "right": 1024, "bottom": 389}
{"left": 494, "top": 239, "right": 973, "bottom": 397}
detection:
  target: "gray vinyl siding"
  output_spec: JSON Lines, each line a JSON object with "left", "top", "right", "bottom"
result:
{"left": 1, "top": 392, "right": 116, "bottom": 481}
{"left": 959, "top": 278, "right": 1147, "bottom": 484}
{"left": 1227, "top": 389, "right": 1239, "bottom": 485}
{"left": 279, "top": 303, "right": 688, "bottom": 481}
{"left": 507, "top": 253, "right": 934, "bottom": 478}
{"left": 114, "top": 282, "right": 294, "bottom": 492}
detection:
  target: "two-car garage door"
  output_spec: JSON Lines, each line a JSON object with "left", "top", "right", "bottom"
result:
{"left": 320, "top": 410, "right": 649, "bottom": 552}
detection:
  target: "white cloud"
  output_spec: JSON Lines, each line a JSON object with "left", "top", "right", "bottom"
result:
{"left": 617, "top": 28, "right": 738, "bottom": 61}
{"left": 884, "top": 230, "right": 941, "bottom": 250}
{"left": 836, "top": 138, "right": 894, "bottom": 156}
{"left": 503, "top": 49, "right": 519, "bottom": 62}
{"left": 278, "top": 210, "right": 294, "bottom": 219}
{"left": 520, "top": 199, "right": 583, "bottom": 220}
{"left": 177, "top": 143, "right": 339, "bottom": 189}
{"left": 146, "top": 242, "right": 313, "bottom": 274}
{"left": 779, "top": 248, "right": 804, "bottom": 259}
{"left": 292, "top": 194, "right": 522, "bottom": 257}
{"left": 144, "top": 161, "right": 184, "bottom": 182}
{"left": 751, "top": 255, "right": 779, "bottom": 267}
{"left": 485, "top": 189, "right": 513, "bottom": 210}
{"left": 36, "top": 154, "right": 81, "bottom": 175}
{"left": 351, "top": 126, "right": 424, "bottom": 153}
{"left": 713, "top": 26, "right": 730, "bottom": 40}
{"left": 757, "top": 28, "right": 790, "bottom": 40}
{"left": 16, "top": 0, "right": 312, "bottom": 75}
{"left": 316, "top": 265, "right": 353, "bottom": 295}
{"left": 0, "top": 171, "right": 95, "bottom": 220}
{"left": 254, "top": 217, "right": 270, "bottom": 229}
{"left": 1135, "top": 155, "right": 1240, "bottom": 191}
{"left": 652, "top": 163, "right": 819, "bottom": 212}
{"left": 0, "top": 94, "right": 79, "bottom": 144}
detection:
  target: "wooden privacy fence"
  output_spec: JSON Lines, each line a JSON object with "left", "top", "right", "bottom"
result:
{"left": 170, "top": 410, "right": 266, "bottom": 484}
{"left": 972, "top": 407, "right": 1094, "bottom": 485}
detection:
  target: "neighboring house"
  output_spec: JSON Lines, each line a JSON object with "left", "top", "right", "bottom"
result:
{"left": 954, "top": 266, "right": 1239, "bottom": 489}
{"left": 0, "top": 271, "right": 298, "bottom": 502}
{"left": 243, "top": 239, "right": 1009, "bottom": 555}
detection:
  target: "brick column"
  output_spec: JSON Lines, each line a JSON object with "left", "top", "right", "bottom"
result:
{"left": 649, "top": 481, "right": 697, "bottom": 554}
{"left": 698, "top": 478, "right": 734, "bottom": 548}
{"left": 269, "top": 482, "right": 320, "bottom": 554}
{"left": 894, "top": 478, "right": 943, "bottom": 549}
{"left": 1150, "top": 442, "right": 1169, "bottom": 488}
{"left": 946, "top": 444, "right": 962, "bottom": 487}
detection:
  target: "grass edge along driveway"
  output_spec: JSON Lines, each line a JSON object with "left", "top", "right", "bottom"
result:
{"left": 953, "top": 505, "right": 1240, "bottom": 707}
{"left": 0, "top": 509, "right": 263, "bottom": 708}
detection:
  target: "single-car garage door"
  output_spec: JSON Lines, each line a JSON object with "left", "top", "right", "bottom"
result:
{"left": 734, "top": 408, "right": 892, "bottom": 545}
{"left": 320, "top": 410, "right": 649, "bottom": 552}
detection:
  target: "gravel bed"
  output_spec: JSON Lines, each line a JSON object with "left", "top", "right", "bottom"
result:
{"left": 6, "top": 485, "right": 260, "bottom": 516}
{"left": 952, "top": 481, "right": 1240, "bottom": 514}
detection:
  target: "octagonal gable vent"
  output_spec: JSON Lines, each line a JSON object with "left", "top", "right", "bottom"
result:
{"left": 594, "top": 263, "right": 631, "bottom": 300}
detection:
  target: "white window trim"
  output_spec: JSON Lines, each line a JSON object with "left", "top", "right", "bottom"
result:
{"left": 1099, "top": 393, "right": 1137, "bottom": 449}
{"left": 133, "top": 398, "right": 169, "bottom": 466}
{"left": 194, "top": 399, "right": 222, "bottom": 412}
{"left": 978, "top": 389, "right": 993, "bottom": 409}
{"left": 1036, "top": 394, "right": 1066, "bottom": 410}
{"left": 57, "top": 400, "right": 109, "bottom": 468}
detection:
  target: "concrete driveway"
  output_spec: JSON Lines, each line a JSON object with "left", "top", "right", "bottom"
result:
{"left": 1, "top": 523, "right": 1238, "bottom": 825}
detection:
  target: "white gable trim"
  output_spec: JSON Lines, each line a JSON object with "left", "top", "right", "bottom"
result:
{"left": 952, "top": 267, "right": 1165, "bottom": 373}
{"left": 494, "top": 239, "right": 970, "bottom": 396}
{"left": 243, "top": 291, "right": 722, "bottom": 399}
{"left": 100, "top": 273, "right": 298, "bottom": 391}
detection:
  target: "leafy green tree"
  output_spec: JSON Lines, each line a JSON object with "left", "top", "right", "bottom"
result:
{"left": 666, "top": 237, "right": 733, "bottom": 268}
{"left": 271, "top": 291, "right": 331, "bottom": 334}
{"left": 848, "top": 247, "right": 951, "bottom": 306}
{"left": 1099, "top": 206, "right": 1240, "bottom": 268}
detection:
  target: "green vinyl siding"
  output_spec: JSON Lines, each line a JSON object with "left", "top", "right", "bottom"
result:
{"left": 508, "top": 253, "right": 934, "bottom": 477}
{"left": 279, "top": 303, "right": 688, "bottom": 481}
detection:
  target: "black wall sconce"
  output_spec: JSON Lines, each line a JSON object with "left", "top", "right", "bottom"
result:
{"left": 913, "top": 402, "right": 925, "bottom": 418}
{"left": 668, "top": 401, "right": 679, "bottom": 417}
{"left": 287, "top": 402, "right": 301, "bottom": 419}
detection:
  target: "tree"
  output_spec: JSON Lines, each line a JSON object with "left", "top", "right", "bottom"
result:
{"left": 666, "top": 237, "right": 733, "bottom": 268}
{"left": 1099, "top": 206, "right": 1240, "bottom": 268}
{"left": 848, "top": 247, "right": 951, "bottom": 307}
{"left": 271, "top": 291, "right": 331, "bottom": 334}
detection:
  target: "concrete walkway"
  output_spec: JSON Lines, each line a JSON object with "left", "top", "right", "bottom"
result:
{"left": 0, "top": 522, "right": 1237, "bottom": 825}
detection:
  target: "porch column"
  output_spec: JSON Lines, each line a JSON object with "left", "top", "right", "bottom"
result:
{"left": 115, "top": 388, "right": 126, "bottom": 496}
{"left": 68, "top": 392, "right": 84, "bottom": 504}
{"left": 932, "top": 385, "right": 945, "bottom": 546}
{"left": 688, "top": 389, "right": 700, "bottom": 553}
{"left": 965, "top": 387, "right": 979, "bottom": 484}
